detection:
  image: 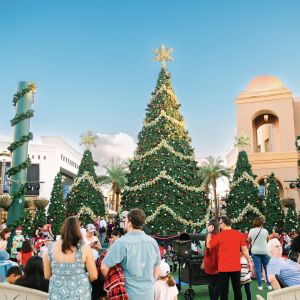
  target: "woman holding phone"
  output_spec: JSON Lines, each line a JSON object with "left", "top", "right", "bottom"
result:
{"left": 85, "top": 224, "right": 102, "bottom": 261}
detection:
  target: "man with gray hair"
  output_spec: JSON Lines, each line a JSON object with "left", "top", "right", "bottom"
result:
{"left": 267, "top": 238, "right": 300, "bottom": 289}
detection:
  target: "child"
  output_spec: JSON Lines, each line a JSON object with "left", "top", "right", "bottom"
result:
{"left": 17, "top": 240, "right": 34, "bottom": 268}
{"left": 12, "top": 226, "right": 25, "bottom": 251}
{"left": 154, "top": 260, "right": 178, "bottom": 300}
{"left": 240, "top": 252, "right": 252, "bottom": 300}
{"left": 95, "top": 229, "right": 128, "bottom": 300}
{"left": 5, "top": 266, "right": 23, "bottom": 284}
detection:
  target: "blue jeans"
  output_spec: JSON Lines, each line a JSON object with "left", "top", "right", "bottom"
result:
{"left": 252, "top": 254, "right": 270, "bottom": 286}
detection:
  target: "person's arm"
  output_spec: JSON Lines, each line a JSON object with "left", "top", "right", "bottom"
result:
{"left": 43, "top": 249, "right": 52, "bottom": 279}
{"left": 153, "top": 265, "right": 160, "bottom": 281}
{"left": 101, "top": 263, "right": 110, "bottom": 278}
{"left": 267, "top": 259, "right": 282, "bottom": 289}
{"left": 101, "top": 239, "right": 125, "bottom": 277}
{"left": 206, "top": 225, "right": 217, "bottom": 249}
{"left": 268, "top": 274, "right": 281, "bottom": 290}
{"left": 153, "top": 241, "right": 161, "bottom": 280}
{"left": 83, "top": 245, "right": 98, "bottom": 281}
{"left": 241, "top": 246, "right": 251, "bottom": 270}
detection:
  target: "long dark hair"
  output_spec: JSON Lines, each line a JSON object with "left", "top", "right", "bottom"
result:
{"left": 16, "top": 256, "right": 44, "bottom": 288}
{"left": 21, "top": 240, "right": 32, "bottom": 253}
{"left": 61, "top": 216, "right": 82, "bottom": 254}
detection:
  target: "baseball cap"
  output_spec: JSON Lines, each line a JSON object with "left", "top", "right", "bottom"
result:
{"left": 159, "top": 260, "right": 170, "bottom": 277}
{"left": 86, "top": 224, "right": 96, "bottom": 232}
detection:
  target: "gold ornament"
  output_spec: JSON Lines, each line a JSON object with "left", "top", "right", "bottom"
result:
{"left": 153, "top": 44, "right": 174, "bottom": 68}
{"left": 80, "top": 130, "right": 97, "bottom": 149}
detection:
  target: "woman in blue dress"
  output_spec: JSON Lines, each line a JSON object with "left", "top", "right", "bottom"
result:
{"left": 44, "top": 216, "right": 98, "bottom": 299}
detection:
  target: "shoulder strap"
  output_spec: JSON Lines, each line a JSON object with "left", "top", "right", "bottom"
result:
{"left": 48, "top": 242, "right": 54, "bottom": 262}
{"left": 252, "top": 228, "right": 263, "bottom": 246}
{"left": 75, "top": 243, "right": 83, "bottom": 262}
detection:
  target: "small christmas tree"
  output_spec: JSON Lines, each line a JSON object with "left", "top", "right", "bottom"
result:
{"left": 47, "top": 173, "right": 66, "bottom": 235}
{"left": 122, "top": 46, "right": 207, "bottom": 234}
{"left": 33, "top": 207, "right": 47, "bottom": 230}
{"left": 284, "top": 199, "right": 298, "bottom": 233}
{"left": 264, "top": 173, "right": 284, "bottom": 232}
{"left": 67, "top": 137, "right": 105, "bottom": 224}
{"left": 226, "top": 150, "right": 262, "bottom": 231}
{"left": 11, "top": 210, "right": 34, "bottom": 237}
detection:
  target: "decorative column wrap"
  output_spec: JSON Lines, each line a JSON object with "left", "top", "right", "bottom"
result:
{"left": 6, "top": 81, "right": 36, "bottom": 226}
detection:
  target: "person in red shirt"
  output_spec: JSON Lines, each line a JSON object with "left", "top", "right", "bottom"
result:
{"left": 204, "top": 218, "right": 220, "bottom": 300}
{"left": 207, "top": 216, "right": 251, "bottom": 300}
{"left": 18, "top": 240, "right": 34, "bottom": 268}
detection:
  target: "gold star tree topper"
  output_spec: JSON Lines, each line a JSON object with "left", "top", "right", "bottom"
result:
{"left": 234, "top": 132, "right": 250, "bottom": 149}
{"left": 153, "top": 44, "right": 174, "bottom": 68}
{"left": 80, "top": 130, "right": 97, "bottom": 149}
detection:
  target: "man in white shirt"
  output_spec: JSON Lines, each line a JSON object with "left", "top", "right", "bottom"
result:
{"left": 99, "top": 217, "right": 107, "bottom": 244}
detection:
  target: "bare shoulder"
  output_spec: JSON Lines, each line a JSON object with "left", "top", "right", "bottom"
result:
{"left": 81, "top": 243, "right": 91, "bottom": 254}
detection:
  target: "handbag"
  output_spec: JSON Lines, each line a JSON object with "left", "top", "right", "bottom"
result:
{"left": 249, "top": 227, "right": 262, "bottom": 255}
{"left": 99, "top": 227, "right": 106, "bottom": 233}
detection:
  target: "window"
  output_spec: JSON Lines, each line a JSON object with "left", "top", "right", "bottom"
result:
{"left": 44, "top": 156, "right": 46, "bottom": 160}
{"left": 31, "top": 155, "right": 34, "bottom": 159}
{"left": 38, "top": 155, "right": 40, "bottom": 159}
{"left": 25, "top": 164, "right": 40, "bottom": 196}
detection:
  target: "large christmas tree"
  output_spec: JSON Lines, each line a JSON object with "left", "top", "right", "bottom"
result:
{"left": 122, "top": 45, "right": 207, "bottom": 235}
{"left": 47, "top": 173, "right": 66, "bottom": 235}
{"left": 67, "top": 147, "right": 105, "bottom": 224}
{"left": 264, "top": 173, "right": 284, "bottom": 232}
{"left": 226, "top": 150, "right": 262, "bottom": 231}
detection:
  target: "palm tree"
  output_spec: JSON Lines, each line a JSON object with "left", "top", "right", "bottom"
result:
{"left": 199, "top": 156, "right": 231, "bottom": 217}
{"left": 99, "top": 158, "right": 128, "bottom": 212}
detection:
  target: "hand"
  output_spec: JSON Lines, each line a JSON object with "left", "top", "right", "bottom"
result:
{"left": 207, "top": 225, "right": 214, "bottom": 233}
{"left": 247, "top": 262, "right": 252, "bottom": 271}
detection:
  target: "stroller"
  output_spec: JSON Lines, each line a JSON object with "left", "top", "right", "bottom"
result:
{"left": 172, "top": 233, "right": 208, "bottom": 300}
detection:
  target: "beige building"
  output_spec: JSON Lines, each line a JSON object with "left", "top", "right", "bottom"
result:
{"left": 227, "top": 75, "right": 300, "bottom": 208}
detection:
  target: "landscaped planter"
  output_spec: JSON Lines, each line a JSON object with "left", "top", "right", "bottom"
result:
{"left": 34, "top": 198, "right": 49, "bottom": 208}
{"left": 0, "top": 194, "right": 12, "bottom": 209}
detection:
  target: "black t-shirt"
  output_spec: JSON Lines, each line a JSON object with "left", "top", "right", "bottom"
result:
{"left": 15, "top": 277, "right": 49, "bottom": 293}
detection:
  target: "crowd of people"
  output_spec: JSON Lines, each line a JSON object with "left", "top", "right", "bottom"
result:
{"left": 204, "top": 216, "right": 300, "bottom": 300}
{"left": 1, "top": 211, "right": 300, "bottom": 299}
{"left": 0, "top": 209, "right": 178, "bottom": 300}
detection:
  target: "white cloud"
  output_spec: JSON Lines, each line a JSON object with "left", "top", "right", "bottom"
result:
{"left": 92, "top": 132, "right": 136, "bottom": 175}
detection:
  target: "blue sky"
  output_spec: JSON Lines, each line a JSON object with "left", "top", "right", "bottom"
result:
{"left": 1, "top": 1, "right": 300, "bottom": 158}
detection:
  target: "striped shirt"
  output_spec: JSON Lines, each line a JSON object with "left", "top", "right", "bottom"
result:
{"left": 240, "top": 256, "right": 252, "bottom": 284}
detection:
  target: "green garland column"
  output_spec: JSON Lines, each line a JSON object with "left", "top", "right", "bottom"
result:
{"left": 6, "top": 81, "right": 36, "bottom": 226}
